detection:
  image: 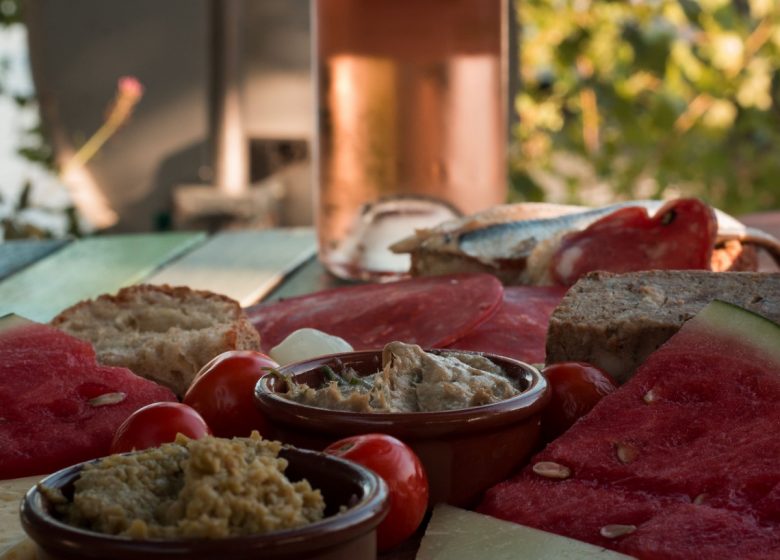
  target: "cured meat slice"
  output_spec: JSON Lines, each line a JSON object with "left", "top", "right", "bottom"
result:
{"left": 0, "top": 321, "right": 176, "bottom": 480}
{"left": 445, "top": 286, "right": 566, "bottom": 363}
{"left": 550, "top": 198, "right": 718, "bottom": 286}
{"left": 247, "top": 274, "right": 503, "bottom": 352}
{"left": 478, "top": 301, "right": 780, "bottom": 558}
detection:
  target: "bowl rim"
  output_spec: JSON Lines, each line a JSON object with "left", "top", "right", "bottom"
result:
{"left": 20, "top": 446, "right": 389, "bottom": 556}
{"left": 255, "top": 348, "right": 549, "bottom": 437}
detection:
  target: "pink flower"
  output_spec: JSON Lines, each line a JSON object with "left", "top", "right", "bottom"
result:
{"left": 64, "top": 75, "right": 146, "bottom": 174}
{"left": 117, "top": 76, "right": 144, "bottom": 100}
{"left": 105, "top": 76, "right": 144, "bottom": 126}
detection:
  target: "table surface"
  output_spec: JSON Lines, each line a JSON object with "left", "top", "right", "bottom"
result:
{"left": 0, "top": 228, "right": 331, "bottom": 321}
{"left": 1, "top": 212, "right": 779, "bottom": 559}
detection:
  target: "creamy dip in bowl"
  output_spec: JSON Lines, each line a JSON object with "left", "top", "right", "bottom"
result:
{"left": 284, "top": 342, "right": 521, "bottom": 413}
{"left": 255, "top": 345, "right": 549, "bottom": 507}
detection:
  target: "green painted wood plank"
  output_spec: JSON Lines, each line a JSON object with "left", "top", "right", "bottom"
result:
{"left": 0, "top": 239, "right": 69, "bottom": 281}
{"left": 261, "top": 255, "right": 349, "bottom": 303}
{"left": 0, "top": 232, "right": 205, "bottom": 322}
{"left": 145, "top": 228, "right": 317, "bottom": 307}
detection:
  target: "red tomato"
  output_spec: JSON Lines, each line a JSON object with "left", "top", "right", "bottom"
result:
{"left": 541, "top": 362, "right": 618, "bottom": 441}
{"left": 324, "top": 434, "right": 428, "bottom": 551}
{"left": 110, "top": 402, "right": 211, "bottom": 454}
{"left": 183, "top": 351, "right": 278, "bottom": 438}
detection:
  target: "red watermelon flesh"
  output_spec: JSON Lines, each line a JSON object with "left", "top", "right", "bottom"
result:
{"left": 0, "top": 321, "right": 176, "bottom": 480}
{"left": 246, "top": 273, "right": 504, "bottom": 352}
{"left": 445, "top": 286, "right": 566, "bottom": 363}
{"left": 478, "top": 301, "right": 780, "bottom": 558}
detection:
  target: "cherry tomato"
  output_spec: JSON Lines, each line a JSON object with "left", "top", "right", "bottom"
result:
{"left": 324, "top": 434, "right": 428, "bottom": 551}
{"left": 110, "top": 402, "right": 211, "bottom": 454}
{"left": 541, "top": 362, "right": 617, "bottom": 441}
{"left": 183, "top": 350, "right": 278, "bottom": 438}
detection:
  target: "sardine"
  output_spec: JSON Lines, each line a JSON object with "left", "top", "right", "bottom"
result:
{"left": 391, "top": 200, "right": 780, "bottom": 284}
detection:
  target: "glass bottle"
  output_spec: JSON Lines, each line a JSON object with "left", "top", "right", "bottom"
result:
{"left": 314, "top": 0, "right": 511, "bottom": 281}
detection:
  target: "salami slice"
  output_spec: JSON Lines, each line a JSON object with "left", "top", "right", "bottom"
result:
{"left": 550, "top": 198, "right": 717, "bottom": 286}
{"left": 445, "top": 286, "right": 566, "bottom": 363}
{"left": 247, "top": 274, "right": 503, "bottom": 352}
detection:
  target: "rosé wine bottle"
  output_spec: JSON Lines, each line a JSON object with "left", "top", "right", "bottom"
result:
{"left": 314, "top": 0, "right": 510, "bottom": 281}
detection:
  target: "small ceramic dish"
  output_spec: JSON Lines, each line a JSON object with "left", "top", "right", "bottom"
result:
{"left": 21, "top": 446, "right": 389, "bottom": 560}
{"left": 255, "top": 349, "right": 549, "bottom": 507}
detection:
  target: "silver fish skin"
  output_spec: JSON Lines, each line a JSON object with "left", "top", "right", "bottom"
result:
{"left": 441, "top": 200, "right": 780, "bottom": 265}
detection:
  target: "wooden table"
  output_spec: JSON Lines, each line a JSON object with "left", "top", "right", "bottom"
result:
{"left": 0, "top": 228, "right": 335, "bottom": 321}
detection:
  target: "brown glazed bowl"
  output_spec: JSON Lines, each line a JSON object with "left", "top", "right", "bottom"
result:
{"left": 255, "top": 350, "right": 549, "bottom": 507}
{"left": 21, "top": 447, "right": 389, "bottom": 560}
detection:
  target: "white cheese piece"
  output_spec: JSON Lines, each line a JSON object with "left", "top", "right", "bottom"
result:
{"left": 269, "top": 328, "right": 353, "bottom": 366}
{"left": 416, "top": 504, "right": 635, "bottom": 560}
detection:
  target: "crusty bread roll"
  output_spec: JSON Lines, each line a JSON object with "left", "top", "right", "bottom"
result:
{"left": 51, "top": 285, "right": 261, "bottom": 396}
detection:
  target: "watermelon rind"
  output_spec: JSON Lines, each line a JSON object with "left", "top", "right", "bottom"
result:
{"left": 691, "top": 300, "right": 780, "bottom": 366}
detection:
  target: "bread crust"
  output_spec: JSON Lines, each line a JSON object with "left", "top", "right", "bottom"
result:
{"left": 51, "top": 284, "right": 261, "bottom": 396}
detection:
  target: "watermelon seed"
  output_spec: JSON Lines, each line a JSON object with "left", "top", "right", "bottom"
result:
{"left": 693, "top": 493, "right": 707, "bottom": 505}
{"left": 532, "top": 461, "right": 571, "bottom": 479}
{"left": 643, "top": 389, "right": 657, "bottom": 404}
{"left": 600, "top": 524, "right": 636, "bottom": 539}
{"left": 615, "top": 442, "right": 638, "bottom": 464}
{"left": 88, "top": 392, "right": 127, "bottom": 407}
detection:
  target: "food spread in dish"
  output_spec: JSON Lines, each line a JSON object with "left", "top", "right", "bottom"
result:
{"left": 284, "top": 341, "right": 521, "bottom": 412}
{"left": 44, "top": 433, "right": 325, "bottom": 539}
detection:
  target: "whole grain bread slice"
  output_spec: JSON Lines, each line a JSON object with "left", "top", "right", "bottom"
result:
{"left": 51, "top": 284, "right": 261, "bottom": 396}
{"left": 545, "top": 270, "right": 780, "bottom": 383}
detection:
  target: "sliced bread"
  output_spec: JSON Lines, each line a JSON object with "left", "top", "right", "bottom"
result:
{"left": 545, "top": 270, "right": 780, "bottom": 383}
{"left": 51, "top": 284, "right": 261, "bottom": 396}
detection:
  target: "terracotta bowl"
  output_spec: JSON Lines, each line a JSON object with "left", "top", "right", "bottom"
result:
{"left": 21, "top": 447, "right": 389, "bottom": 560}
{"left": 255, "top": 349, "right": 549, "bottom": 507}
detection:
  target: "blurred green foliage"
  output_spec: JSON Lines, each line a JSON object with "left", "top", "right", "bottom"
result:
{"left": 511, "top": 0, "right": 780, "bottom": 214}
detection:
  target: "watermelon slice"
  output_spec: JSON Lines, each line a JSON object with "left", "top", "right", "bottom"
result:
{"left": 0, "top": 316, "right": 176, "bottom": 480}
{"left": 478, "top": 301, "right": 780, "bottom": 559}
